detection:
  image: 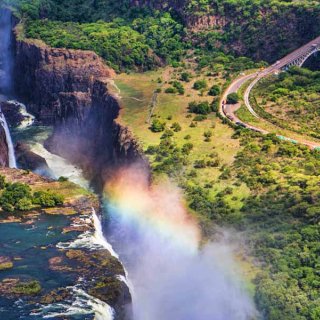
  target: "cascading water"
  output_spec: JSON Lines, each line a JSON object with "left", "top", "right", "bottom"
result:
{"left": 0, "top": 110, "right": 16, "bottom": 168}
{"left": 0, "top": 8, "right": 13, "bottom": 96}
{"left": 104, "top": 165, "right": 258, "bottom": 320}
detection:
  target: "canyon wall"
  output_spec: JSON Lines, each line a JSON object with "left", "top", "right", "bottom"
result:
{"left": 0, "top": 125, "right": 8, "bottom": 167}
{"left": 13, "top": 35, "right": 144, "bottom": 190}
{"left": 130, "top": 0, "right": 320, "bottom": 62}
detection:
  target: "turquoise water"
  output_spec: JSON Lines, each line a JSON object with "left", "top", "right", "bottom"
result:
{"left": 0, "top": 214, "right": 87, "bottom": 319}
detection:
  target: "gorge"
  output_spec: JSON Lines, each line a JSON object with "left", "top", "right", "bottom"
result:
{"left": 0, "top": 5, "right": 260, "bottom": 320}
{"left": 2, "top": 1, "right": 320, "bottom": 319}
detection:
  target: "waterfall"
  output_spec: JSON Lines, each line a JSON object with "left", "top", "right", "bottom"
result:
{"left": 0, "top": 111, "right": 16, "bottom": 168}
{"left": 0, "top": 8, "right": 13, "bottom": 96}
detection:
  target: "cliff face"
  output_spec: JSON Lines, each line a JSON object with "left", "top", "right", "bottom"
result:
{"left": 13, "top": 36, "right": 145, "bottom": 190}
{"left": 0, "top": 124, "right": 8, "bottom": 167}
{"left": 14, "top": 39, "right": 114, "bottom": 123}
{"left": 130, "top": 0, "right": 320, "bottom": 62}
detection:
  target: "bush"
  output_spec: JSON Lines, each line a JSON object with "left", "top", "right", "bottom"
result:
{"left": 208, "top": 85, "right": 221, "bottom": 96}
{"left": 58, "top": 176, "right": 69, "bottom": 182}
{"left": 16, "top": 198, "right": 33, "bottom": 211}
{"left": 12, "top": 280, "right": 41, "bottom": 295}
{"left": 227, "top": 92, "right": 240, "bottom": 104}
{"left": 33, "top": 191, "right": 64, "bottom": 207}
{"left": 194, "top": 160, "right": 206, "bottom": 168}
{"left": 165, "top": 87, "right": 177, "bottom": 94}
{"left": 150, "top": 119, "right": 166, "bottom": 132}
{"left": 0, "top": 183, "right": 32, "bottom": 209}
{"left": 180, "top": 72, "right": 191, "bottom": 82}
{"left": 0, "top": 175, "right": 5, "bottom": 189}
{"left": 172, "top": 81, "right": 185, "bottom": 95}
{"left": 193, "top": 115, "right": 207, "bottom": 121}
{"left": 188, "top": 101, "right": 211, "bottom": 115}
{"left": 171, "top": 122, "right": 182, "bottom": 132}
{"left": 182, "top": 143, "right": 194, "bottom": 154}
{"left": 193, "top": 79, "right": 208, "bottom": 90}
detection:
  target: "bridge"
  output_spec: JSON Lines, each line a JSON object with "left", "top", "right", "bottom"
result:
{"left": 220, "top": 35, "right": 320, "bottom": 149}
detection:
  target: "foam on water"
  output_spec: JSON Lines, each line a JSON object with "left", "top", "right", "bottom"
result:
{"left": 31, "top": 280, "right": 114, "bottom": 320}
{"left": 7, "top": 100, "right": 35, "bottom": 129}
{"left": 31, "top": 141, "right": 90, "bottom": 189}
{"left": 0, "top": 111, "right": 16, "bottom": 168}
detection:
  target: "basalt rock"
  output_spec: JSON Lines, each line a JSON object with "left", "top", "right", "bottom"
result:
{"left": 0, "top": 124, "right": 8, "bottom": 167}
{"left": 15, "top": 142, "right": 50, "bottom": 174}
{"left": 13, "top": 35, "right": 146, "bottom": 191}
{"left": 14, "top": 39, "right": 114, "bottom": 123}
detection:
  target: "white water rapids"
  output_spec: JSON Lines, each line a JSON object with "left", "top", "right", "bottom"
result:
{"left": 10, "top": 106, "right": 121, "bottom": 320}
{"left": 0, "top": 110, "right": 16, "bottom": 168}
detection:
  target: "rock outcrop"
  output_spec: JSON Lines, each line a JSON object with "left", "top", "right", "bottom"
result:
{"left": 13, "top": 36, "right": 145, "bottom": 190}
{"left": 15, "top": 142, "right": 50, "bottom": 174}
{"left": 0, "top": 124, "right": 8, "bottom": 167}
{"left": 14, "top": 39, "right": 115, "bottom": 124}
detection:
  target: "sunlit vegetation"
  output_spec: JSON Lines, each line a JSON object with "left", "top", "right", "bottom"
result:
{"left": 253, "top": 67, "right": 320, "bottom": 140}
{"left": 0, "top": 175, "right": 64, "bottom": 212}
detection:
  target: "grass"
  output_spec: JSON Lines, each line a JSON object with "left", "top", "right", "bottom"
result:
{"left": 116, "top": 65, "right": 250, "bottom": 208}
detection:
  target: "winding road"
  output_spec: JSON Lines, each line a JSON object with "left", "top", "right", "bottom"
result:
{"left": 219, "top": 36, "right": 320, "bottom": 150}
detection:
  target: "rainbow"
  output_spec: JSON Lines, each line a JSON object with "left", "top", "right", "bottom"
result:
{"left": 104, "top": 165, "right": 201, "bottom": 254}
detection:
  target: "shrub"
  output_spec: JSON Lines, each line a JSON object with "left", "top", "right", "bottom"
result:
{"left": 182, "top": 143, "right": 194, "bottom": 154}
{"left": 165, "top": 87, "right": 177, "bottom": 94}
{"left": 188, "top": 101, "right": 211, "bottom": 115}
{"left": 194, "top": 160, "right": 206, "bottom": 168}
{"left": 146, "top": 145, "right": 159, "bottom": 155}
{"left": 0, "top": 175, "right": 5, "bottom": 189}
{"left": 58, "top": 176, "right": 69, "bottom": 182}
{"left": 227, "top": 92, "right": 239, "bottom": 104}
{"left": 150, "top": 119, "right": 166, "bottom": 132}
{"left": 208, "top": 85, "right": 221, "bottom": 96}
{"left": 0, "top": 183, "right": 32, "bottom": 209}
{"left": 171, "top": 122, "right": 182, "bottom": 132}
{"left": 33, "top": 191, "right": 64, "bottom": 207}
{"left": 193, "top": 79, "right": 207, "bottom": 90}
{"left": 193, "top": 115, "right": 207, "bottom": 121}
{"left": 16, "top": 197, "right": 33, "bottom": 211}
{"left": 172, "top": 81, "right": 185, "bottom": 95}
{"left": 12, "top": 280, "right": 41, "bottom": 295}
{"left": 180, "top": 72, "right": 191, "bottom": 82}
{"left": 161, "top": 129, "right": 174, "bottom": 139}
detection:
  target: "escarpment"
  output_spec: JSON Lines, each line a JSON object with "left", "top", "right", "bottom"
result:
{"left": 129, "top": 0, "right": 320, "bottom": 62}
{"left": 13, "top": 36, "right": 145, "bottom": 190}
{"left": 0, "top": 125, "right": 8, "bottom": 167}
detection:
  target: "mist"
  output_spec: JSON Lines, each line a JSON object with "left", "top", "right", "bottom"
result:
{"left": 0, "top": 8, "right": 13, "bottom": 96}
{"left": 103, "top": 164, "right": 258, "bottom": 320}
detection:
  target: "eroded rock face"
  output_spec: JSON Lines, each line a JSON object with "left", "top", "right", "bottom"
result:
{"left": 14, "top": 40, "right": 115, "bottom": 124}
{"left": 13, "top": 37, "right": 146, "bottom": 190}
{"left": 15, "top": 142, "right": 50, "bottom": 173}
{"left": 0, "top": 124, "right": 8, "bottom": 167}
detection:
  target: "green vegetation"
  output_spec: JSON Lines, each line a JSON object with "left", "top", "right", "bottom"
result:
{"left": 188, "top": 101, "right": 211, "bottom": 115}
{"left": 253, "top": 67, "right": 320, "bottom": 140}
{"left": 8, "top": 0, "right": 320, "bottom": 318}
{"left": 0, "top": 175, "right": 64, "bottom": 212}
{"left": 12, "top": 280, "right": 41, "bottom": 295}
{"left": 227, "top": 92, "right": 239, "bottom": 104}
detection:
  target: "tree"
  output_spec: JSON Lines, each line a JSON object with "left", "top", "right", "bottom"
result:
{"left": 188, "top": 101, "right": 211, "bottom": 115}
{"left": 208, "top": 85, "right": 221, "bottom": 96}
{"left": 193, "top": 79, "right": 208, "bottom": 90}
{"left": 171, "top": 122, "right": 182, "bottom": 132}
{"left": 150, "top": 119, "right": 166, "bottom": 132}
{"left": 227, "top": 92, "right": 239, "bottom": 104}
{"left": 180, "top": 72, "right": 191, "bottom": 82}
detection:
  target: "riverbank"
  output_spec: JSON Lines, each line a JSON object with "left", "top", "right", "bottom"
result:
{"left": 0, "top": 166, "right": 130, "bottom": 319}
